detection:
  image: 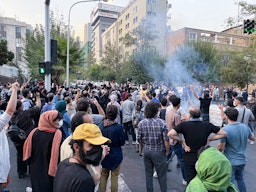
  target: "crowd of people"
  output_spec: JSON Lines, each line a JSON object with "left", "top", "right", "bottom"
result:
{"left": 0, "top": 79, "right": 255, "bottom": 192}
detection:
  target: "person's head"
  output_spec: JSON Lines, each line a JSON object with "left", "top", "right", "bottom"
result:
{"left": 160, "top": 98, "right": 167, "bottom": 107}
{"left": 16, "top": 100, "right": 23, "bottom": 111}
{"left": 192, "top": 147, "right": 235, "bottom": 191}
{"left": 144, "top": 101, "right": 160, "bottom": 118}
{"left": 106, "top": 105, "right": 118, "bottom": 120}
{"left": 77, "top": 97, "right": 90, "bottom": 112}
{"left": 126, "top": 93, "right": 132, "bottom": 100}
{"left": 22, "top": 89, "right": 31, "bottom": 98}
{"left": 38, "top": 110, "right": 63, "bottom": 129}
{"left": 69, "top": 123, "right": 111, "bottom": 166}
{"left": 46, "top": 92, "right": 54, "bottom": 103}
{"left": 171, "top": 97, "right": 181, "bottom": 108}
{"left": 55, "top": 100, "right": 67, "bottom": 115}
{"left": 152, "top": 92, "right": 156, "bottom": 98}
{"left": 70, "top": 111, "right": 93, "bottom": 133}
{"left": 168, "top": 94, "right": 177, "bottom": 103}
{"left": 234, "top": 96, "right": 244, "bottom": 106}
{"left": 224, "top": 108, "right": 238, "bottom": 122}
{"left": 232, "top": 91, "right": 238, "bottom": 99}
{"left": 136, "top": 99, "right": 143, "bottom": 110}
{"left": 248, "top": 94, "right": 255, "bottom": 102}
{"left": 203, "top": 92, "right": 210, "bottom": 99}
{"left": 188, "top": 106, "right": 201, "bottom": 119}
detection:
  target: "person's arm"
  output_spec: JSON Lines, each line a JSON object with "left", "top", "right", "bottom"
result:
{"left": 35, "top": 92, "right": 41, "bottom": 108}
{"left": 168, "top": 129, "right": 190, "bottom": 152}
{"left": 189, "top": 85, "right": 199, "bottom": 100}
{"left": 208, "top": 129, "right": 227, "bottom": 142}
{"left": 20, "top": 77, "right": 31, "bottom": 93}
{"left": 74, "top": 88, "right": 81, "bottom": 103}
{"left": 218, "top": 104, "right": 226, "bottom": 120}
{"left": 93, "top": 98, "right": 105, "bottom": 118}
{"left": 5, "top": 82, "right": 19, "bottom": 115}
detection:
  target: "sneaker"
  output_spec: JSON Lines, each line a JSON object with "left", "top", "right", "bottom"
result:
{"left": 250, "top": 141, "right": 255, "bottom": 145}
{"left": 182, "top": 179, "right": 187, "bottom": 185}
{"left": 153, "top": 171, "right": 158, "bottom": 178}
{"left": 132, "top": 141, "right": 136, "bottom": 145}
{"left": 125, "top": 141, "right": 129, "bottom": 145}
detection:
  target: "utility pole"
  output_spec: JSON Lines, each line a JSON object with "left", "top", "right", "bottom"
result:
{"left": 45, "top": 0, "right": 51, "bottom": 91}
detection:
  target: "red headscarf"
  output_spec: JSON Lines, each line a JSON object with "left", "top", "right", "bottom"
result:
{"left": 23, "top": 110, "right": 62, "bottom": 177}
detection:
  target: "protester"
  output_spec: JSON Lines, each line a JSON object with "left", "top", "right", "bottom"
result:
{"left": 186, "top": 146, "right": 237, "bottom": 192}
{"left": 98, "top": 105, "right": 125, "bottom": 192}
{"left": 0, "top": 82, "right": 19, "bottom": 192}
{"left": 23, "top": 110, "right": 63, "bottom": 192}
{"left": 53, "top": 123, "right": 110, "bottom": 192}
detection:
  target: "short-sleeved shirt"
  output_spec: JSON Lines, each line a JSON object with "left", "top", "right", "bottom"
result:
{"left": 220, "top": 122, "right": 252, "bottom": 166}
{"left": 235, "top": 106, "right": 254, "bottom": 126}
{"left": 174, "top": 119, "right": 220, "bottom": 153}
{"left": 138, "top": 118, "right": 168, "bottom": 151}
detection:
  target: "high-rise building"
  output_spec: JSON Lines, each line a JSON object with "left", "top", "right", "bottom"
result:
{"left": 90, "top": 3, "right": 124, "bottom": 62}
{"left": 0, "top": 17, "right": 32, "bottom": 77}
{"left": 102, "top": 0, "right": 169, "bottom": 61}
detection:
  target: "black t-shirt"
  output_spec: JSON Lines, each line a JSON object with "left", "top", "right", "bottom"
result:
{"left": 53, "top": 159, "right": 95, "bottom": 192}
{"left": 199, "top": 97, "right": 212, "bottom": 114}
{"left": 174, "top": 120, "right": 220, "bottom": 153}
{"left": 159, "top": 109, "right": 166, "bottom": 120}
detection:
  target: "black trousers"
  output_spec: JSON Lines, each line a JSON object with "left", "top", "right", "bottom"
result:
{"left": 183, "top": 152, "right": 198, "bottom": 184}
{"left": 15, "top": 144, "right": 27, "bottom": 176}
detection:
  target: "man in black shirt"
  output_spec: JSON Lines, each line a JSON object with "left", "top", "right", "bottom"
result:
{"left": 168, "top": 106, "right": 226, "bottom": 184}
{"left": 53, "top": 124, "right": 110, "bottom": 192}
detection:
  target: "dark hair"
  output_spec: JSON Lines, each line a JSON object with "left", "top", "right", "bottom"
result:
{"left": 189, "top": 107, "right": 201, "bottom": 118}
{"left": 22, "top": 89, "right": 30, "bottom": 98}
{"left": 69, "top": 139, "right": 84, "bottom": 153}
{"left": 235, "top": 96, "right": 244, "bottom": 104}
{"left": 16, "top": 100, "right": 22, "bottom": 110}
{"left": 232, "top": 91, "right": 238, "bottom": 98}
{"left": 224, "top": 108, "right": 238, "bottom": 121}
{"left": 160, "top": 98, "right": 167, "bottom": 107}
{"left": 204, "top": 92, "right": 209, "bottom": 99}
{"left": 77, "top": 98, "right": 90, "bottom": 112}
{"left": 144, "top": 102, "right": 160, "bottom": 118}
{"left": 152, "top": 92, "right": 156, "bottom": 97}
{"left": 126, "top": 93, "right": 132, "bottom": 100}
{"left": 106, "top": 105, "right": 118, "bottom": 120}
{"left": 70, "top": 111, "right": 87, "bottom": 132}
{"left": 171, "top": 97, "right": 181, "bottom": 107}
{"left": 47, "top": 93, "right": 54, "bottom": 102}
{"left": 168, "top": 94, "right": 177, "bottom": 102}
{"left": 53, "top": 112, "right": 63, "bottom": 121}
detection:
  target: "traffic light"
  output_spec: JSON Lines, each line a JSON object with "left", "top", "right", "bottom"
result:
{"left": 39, "top": 62, "right": 46, "bottom": 74}
{"left": 243, "top": 19, "right": 255, "bottom": 34}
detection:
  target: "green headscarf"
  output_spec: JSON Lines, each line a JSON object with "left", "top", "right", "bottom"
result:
{"left": 186, "top": 147, "right": 237, "bottom": 192}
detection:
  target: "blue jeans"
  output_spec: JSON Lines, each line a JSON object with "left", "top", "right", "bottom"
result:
{"left": 168, "top": 143, "right": 187, "bottom": 181}
{"left": 231, "top": 164, "right": 246, "bottom": 192}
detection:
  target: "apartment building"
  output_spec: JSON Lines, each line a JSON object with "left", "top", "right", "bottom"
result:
{"left": 164, "top": 27, "right": 250, "bottom": 56}
{"left": 102, "top": 0, "right": 169, "bottom": 61}
{"left": 0, "top": 17, "right": 32, "bottom": 76}
{"left": 90, "top": 3, "right": 124, "bottom": 62}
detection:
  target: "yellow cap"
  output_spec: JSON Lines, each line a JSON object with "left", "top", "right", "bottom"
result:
{"left": 72, "top": 123, "right": 111, "bottom": 145}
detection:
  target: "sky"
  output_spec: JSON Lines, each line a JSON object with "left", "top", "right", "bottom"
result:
{"left": 1, "top": 0, "right": 255, "bottom": 41}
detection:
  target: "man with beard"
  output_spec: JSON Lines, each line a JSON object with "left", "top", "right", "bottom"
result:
{"left": 53, "top": 123, "right": 111, "bottom": 192}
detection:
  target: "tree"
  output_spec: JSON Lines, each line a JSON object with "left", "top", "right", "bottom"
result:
{"left": 24, "top": 11, "right": 83, "bottom": 84}
{"left": 0, "top": 40, "right": 14, "bottom": 65}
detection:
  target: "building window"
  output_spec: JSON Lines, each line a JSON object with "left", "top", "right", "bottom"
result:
{"left": 126, "top": 14, "right": 130, "bottom": 20}
{"left": 133, "top": 17, "right": 138, "bottom": 24}
{"left": 147, "top": 11, "right": 156, "bottom": 16}
{"left": 133, "top": 6, "right": 138, "bottom": 13}
{"left": 119, "top": 20, "right": 122, "bottom": 25}
{"left": 0, "top": 25, "right": 6, "bottom": 38}
{"left": 189, "top": 32, "right": 197, "bottom": 42}
{"left": 16, "top": 47, "right": 22, "bottom": 61}
{"left": 16, "top": 27, "right": 21, "bottom": 39}
{"left": 125, "top": 23, "right": 130, "bottom": 29}
{"left": 119, "top": 29, "right": 122, "bottom": 34}
{"left": 148, "top": 0, "right": 157, "bottom": 4}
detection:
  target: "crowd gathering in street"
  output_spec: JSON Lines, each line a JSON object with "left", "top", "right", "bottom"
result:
{"left": 0, "top": 79, "right": 255, "bottom": 192}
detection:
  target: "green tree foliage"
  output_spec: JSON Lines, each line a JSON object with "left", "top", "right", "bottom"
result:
{"left": 87, "top": 64, "right": 115, "bottom": 81}
{"left": 0, "top": 40, "right": 14, "bottom": 65}
{"left": 24, "top": 11, "right": 83, "bottom": 84}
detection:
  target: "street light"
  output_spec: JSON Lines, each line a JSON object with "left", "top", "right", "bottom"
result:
{"left": 66, "top": 0, "right": 111, "bottom": 87}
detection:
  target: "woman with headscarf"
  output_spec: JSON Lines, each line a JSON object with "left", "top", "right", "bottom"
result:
{"left": 23, "top": 110, "right": 63, "bottom": 192}
{"left": 55, "top": 100, "right": 71, "bottom": 140}
{"left": 186, "top": 146, "right": 237, "bottom": 192}
{"left": 107, "top": 93, "right": 122, "bottom": 124}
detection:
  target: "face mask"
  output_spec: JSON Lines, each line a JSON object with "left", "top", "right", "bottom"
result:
{"left": 30, "top": 93, "right": 33, "bottom": 98}
{"left": 195, "top": 160, "right": 198, "bottom": 172}
{"left": 233, "top": 101, "right": 237, "bottom": 107}
{"left": 79, "top": 145, "right": 103, "bottom": 166}
{"left": 57, "top": 119, "right": 63, "bottom": 128}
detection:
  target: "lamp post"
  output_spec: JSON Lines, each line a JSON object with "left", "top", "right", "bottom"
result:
{"left": 66, "top": 0, "right": 110, "bottom": 87}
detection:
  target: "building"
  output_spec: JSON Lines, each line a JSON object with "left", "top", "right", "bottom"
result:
{"left": 90, "top": 3, "right": 124, "bottom": 62}
{"left": 102, "top": 0, "right": 169, "bottom": 61}
{"left": 0, "top": 17, "right": 32, "bottom": 77}
{"left": 83, "top": 23, "right": 93, "bottom": 67}
{"left": 164, "top": 27, "right": 250, "bottom": 56}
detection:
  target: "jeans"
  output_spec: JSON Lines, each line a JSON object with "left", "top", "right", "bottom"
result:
{"left": 248, "top": 121, "right": 256, "bottom": 134}
{"left": 231, "top": 164, "right": 247, "bottom": 192}
{"left": 144, "top": 150, "right": 167, "bottom": 192}
{"left": 123, "top": 121, "right": 136, "bottom": 142}
{"left": 169, "top": 143, "right": 187, "bottom": 181}
{"left": 98, "top": 164, "right": 121, "bottom": 192}
{"left": 201, "top": 113, "right": 209, "bottom": 122}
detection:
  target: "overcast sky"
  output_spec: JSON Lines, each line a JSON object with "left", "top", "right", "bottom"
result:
{"left": 1, "top": 0, "right": 255, "bottom": 36}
